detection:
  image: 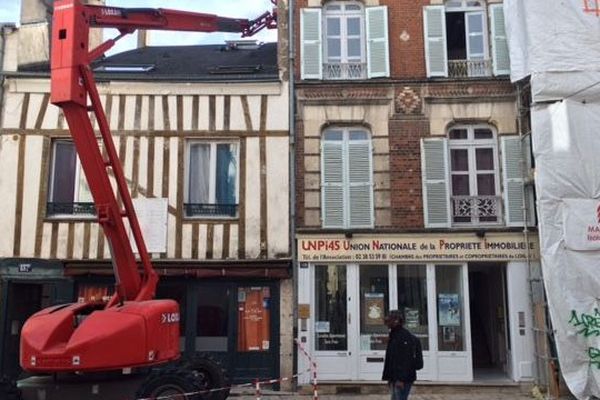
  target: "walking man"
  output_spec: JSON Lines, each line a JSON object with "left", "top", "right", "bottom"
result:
{"left": 382, "top": 309, "right": 423, "bottom": 400}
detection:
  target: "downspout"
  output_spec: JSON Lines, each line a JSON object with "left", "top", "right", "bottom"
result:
{"left": 288, "top": 0, "right": 298, "bottom": 385}
{"left": 0, "top": 25, "right": 8, "bottom": 130}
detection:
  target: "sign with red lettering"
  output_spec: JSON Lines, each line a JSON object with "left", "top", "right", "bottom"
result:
{"left": 297, "top": 233, "right": 539, "bottom": 263}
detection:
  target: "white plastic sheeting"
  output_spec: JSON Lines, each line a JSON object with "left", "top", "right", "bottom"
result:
{"left": 504, "top": 0, "right": 600, "bottom": 82}
{"left": 532, "top": 100, "right": 600, "bottom": 399}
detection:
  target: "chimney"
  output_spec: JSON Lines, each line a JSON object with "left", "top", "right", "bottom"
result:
{"left": 18, "top": 0, "right": 105, "bottom": 69}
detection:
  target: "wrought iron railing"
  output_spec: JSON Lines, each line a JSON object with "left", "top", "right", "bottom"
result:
{"left": 184, "top": 203, "right": 238, "bottom": 217}
{"left": 46, "top": 202, "right": 96, "bottom": 216}
{"left": 323, "top": 62, "right": 367, "bottom": 80}
{"left": 452, "top": 195, "right": 501, "bottom": 224}
{"left": 448, "top": 59, "right": 492, "bottom": 78}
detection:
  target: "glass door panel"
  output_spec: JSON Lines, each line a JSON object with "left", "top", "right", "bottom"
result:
{"left": 313, "top": 264, "right": 353, "bottom": 380}
{"left": 397, "top": 265, "right": 429, "bottom": 350}
{"left": 358, "top": 265, "right": 389, "bottom": 380}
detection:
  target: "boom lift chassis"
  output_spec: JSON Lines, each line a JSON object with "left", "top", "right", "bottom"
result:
{"left": 14, "top": 1, "right": 277, "bottom": 399}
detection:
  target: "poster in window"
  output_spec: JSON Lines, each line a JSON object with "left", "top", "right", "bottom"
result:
{"left": 237, "top": 287, "right": 270, "bottom": 352}
{"left": 438, "top": 293, "right": 460, "bottom": 326}
{"left": 364, "top": 293, "right": 385, "bottom": 326}
{"left": 404, "top": 308, "right": 420, "bottom": 329}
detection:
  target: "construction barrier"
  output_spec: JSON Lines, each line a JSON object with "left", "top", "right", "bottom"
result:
{"left": 136, "top": 339, "right": 318, "bottom": 400}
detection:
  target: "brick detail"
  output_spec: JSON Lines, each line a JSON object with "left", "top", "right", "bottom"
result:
{"left": 425, "top": 81, "right": 516, "bottom": 100}
{"left": 296, "top": 119, "right": 307, "bottom": 228}
{"left": 389, "top": 118, "right": 428, "bottom": 228}
{"left": 395, "top": 86, "right": 422, "bottom": 115}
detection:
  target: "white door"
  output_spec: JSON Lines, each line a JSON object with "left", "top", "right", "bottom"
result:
{"left": 434, "top": 264, "right": 473, "bottom": 381}
{"left": 312, "top": 264, "right": 357, "bottom": 380}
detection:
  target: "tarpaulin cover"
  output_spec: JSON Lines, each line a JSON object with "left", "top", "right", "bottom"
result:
{"left": 532, "top": 99, "right": 600, "bottom": 399}
{"left": 504, "top": 0, "right": 600, "bottom": 82}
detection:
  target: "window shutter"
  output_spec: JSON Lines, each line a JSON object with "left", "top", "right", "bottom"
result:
{"left": 502, "top": 136, "right": 532, "bottom": 226}
{"left": 301, "top": 8, "right": 323, "bottom": 80}
{"left": 348, "top": 141, "right": 373, "bottom": 228}
{"left": 490, "top": 4, "right": 510, "bottom": 76}
{"left": 366, "top": 6, "right": 390, "bottom": 79}
{"left": 321, "top": 140, "right": 344, "bottom": 228}
{"left": 423, "top": 6, "right": 448, "bottom": 78}
{"left": 421, "top": 138, "right": 450, "bottom": 228}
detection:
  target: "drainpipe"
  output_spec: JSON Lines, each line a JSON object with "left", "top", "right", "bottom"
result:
{"left": 0, "top": 25, "right": 13, "bottom": 130}
{"left": 287, "top": 0, "right": 298, "bottom": 387}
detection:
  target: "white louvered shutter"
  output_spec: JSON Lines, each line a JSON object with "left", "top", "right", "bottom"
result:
{"left": 490, "top": 4, "right": 510, "bottom": 76}
{"left": 423, "top": 6, "right": 448, "bottom": 78}
{"left": 421, "top": 138, "right": 450, "bottom": 228}
{"left": 322, "top": 140, "right": 344, "bottom": 228}
{"left": 366, "top": 6, "right": 390, "bottom": 79}
{"left": 348, "top": 140, "right": 373, "bottom": 228}
{"left": 502, "top": 136, "right": 533, "bottom": 226}
{"left": 301, "top": 8, "right": 323, "bottom": 80}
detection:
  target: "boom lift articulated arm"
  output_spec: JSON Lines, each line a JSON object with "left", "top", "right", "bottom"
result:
{"left": 18, "top": 0, "right": 276, "bottom": 375}
{"left": 51, "top": 0, "right": 277, "bottom": 305}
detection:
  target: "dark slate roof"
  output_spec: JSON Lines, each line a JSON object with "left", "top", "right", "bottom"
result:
{"left": 93, "top": 42, "right": 279, "bottom": 82}
{"left": 19, "top": 41, "right": 279, "bottom": 82}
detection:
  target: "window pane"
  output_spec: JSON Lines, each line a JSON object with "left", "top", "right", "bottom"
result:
{"left": 196, "top": 286, "right": 228, "bottom": 352}
{"left": 327, "top": 17, "right": 341, "bottom": 36}
{"left": 237, "top": 287, "right": 271, "bottom": 352}
{"left": 475, "top": 148, "right": 494, "bottom": 170}
{"left": 449, "top": 129, "right": 468, "bottom": 140}
{"left": 452, "top": 175, "right": 470, "bottom": 196}
{"left": 468, "top": 35, "right": 484, "bottom": 55}
{"left": 345, "top": 4, "right": 361, "bottom": 11}
{"left": 477, "top": 174, "right": 496, "bottom": 196}
{"left": 436, "top": 265, "right": 465, "bottom": 352}
{"left": 349, "top": 130, "right": 368, "bottom": 141}
{"left": 474, "top": 128, "right": 493, "bottom": 139}
{"left": 467, "top": 13, "right": 483, "bottom": 32}
{"left": 327, "top": 38, "right": 341, "bottom": 58}
{"left": 188, "top": 143, "right": 210, "bottom": 204}
{"left": 360, "top": 265, "right": 389, "bottom": 351}
{"left": 315, "top": 265, "right": 347, "bottom": 351}
{"left": 77, "top": 168, "right": 93, "bottom": 203}
{"left": 397, "top": 265, "right": 429, "bottom": 350}
{"left": 156, "top": 283, "right": 187, "bottom": 351}
{"left": 215, "top": 144, "right": 237, "bottom": 205}
{"left": 347, "top": 17, "right": 361, "bottom": 36}
{"left": 323, "top": 130, "right": 343, "bottom": 141}
{"left": 50, "top": 141, "right": 77, "bottom": 203}
{"left": 347, "top": 38, "right": 361, "bottom": 58}
{"left": 450, "top": 149, "right": 469, "bottom": 171}
{"left": 325, "top": 4, "right": 341, "bottom": 10}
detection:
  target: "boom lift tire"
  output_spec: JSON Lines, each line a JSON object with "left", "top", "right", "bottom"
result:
{"left": 181, "top": 353, "right": 230, "bottom": 400}
{"left": 0, "top": 377, "right": 21, "bottom": 400}
{"left": 136, "top": 366, "right": 203, "bottom": 400}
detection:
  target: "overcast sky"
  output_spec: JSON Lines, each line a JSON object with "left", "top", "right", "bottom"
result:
{"left": 0, "top": 0, "right": 277, "bottom": 54}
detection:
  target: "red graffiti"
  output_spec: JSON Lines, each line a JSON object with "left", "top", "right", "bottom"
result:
{"left": 583, "top": 0, "right": 600, "bottom": 16}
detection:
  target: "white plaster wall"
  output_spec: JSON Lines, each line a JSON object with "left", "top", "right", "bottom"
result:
{"left": 0, "top": 135, "right": 19, "bottom": 256}
{"left": 19, "top": 135, "right": 43, "bottom": 257}
{"left": 427, "top": 101, "right": 517, "bottom": 135}
{"left": 245, "top": 137, "right": 261, "bottom": 258}
{"left": 267, "top": 137, "right": 290, "bottom": 257}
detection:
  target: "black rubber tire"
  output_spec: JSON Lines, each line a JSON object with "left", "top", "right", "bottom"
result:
{"left": 0, "top": 378, "right": 21, "bottom": 400}
{"left": 136, "top": 366, "right": 203, "bottom": 400}
{"left": 182, "top": 353, "right": 230, "bottom": 400}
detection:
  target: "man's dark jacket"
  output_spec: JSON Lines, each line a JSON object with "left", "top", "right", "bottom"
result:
{"left": 382, "top": 326, "right": 424, "bottom": 383}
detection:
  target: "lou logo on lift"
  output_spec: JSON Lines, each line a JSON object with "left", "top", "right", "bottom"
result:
{"left": 161, "top": 312, "right": 180, "bottom": 324}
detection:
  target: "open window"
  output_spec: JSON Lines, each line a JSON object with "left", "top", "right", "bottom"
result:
{"left": 424, "top": 2, "right": 510, "bottom": 78}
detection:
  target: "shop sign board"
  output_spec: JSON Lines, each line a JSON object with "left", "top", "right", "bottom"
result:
{"left": 297, "top": 233, "right": 539, "bottom": 263}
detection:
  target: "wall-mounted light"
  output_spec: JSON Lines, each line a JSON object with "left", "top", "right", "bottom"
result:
{"left": 475, "top": 230, "right": 486, "bottom": 239}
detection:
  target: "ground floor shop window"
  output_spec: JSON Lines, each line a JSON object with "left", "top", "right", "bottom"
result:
{"left": 197, "top": 286, "right": 229, "bottom": 352}
{"left": 436, "top": 264, "right": 466, "bottom": 352}
{"left": 237, "top": 287, "right": 271, "bottom": 352}
{"left": 314, "top": 264, "right": 348, "bottom": 351}
{"left": 397, "top": 265, "right": 429, "bottom": 351}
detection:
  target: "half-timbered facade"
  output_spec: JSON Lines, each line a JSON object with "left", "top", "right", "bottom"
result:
{"left": 0, "top": 1, "right": 292, "bottom": 386}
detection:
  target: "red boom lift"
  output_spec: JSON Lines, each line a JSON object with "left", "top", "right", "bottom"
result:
{"left": 16, "top": 0, "right": 277, "bottom": 399}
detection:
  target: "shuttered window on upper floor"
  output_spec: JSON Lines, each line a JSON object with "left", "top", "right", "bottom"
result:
{"left": 321, "top": 128, "right": 374, "bottom": 229}
{"left": 423, "top": 2, "right": 510, "bottom": 78}
{"left": 421, "top": 130, "right": 534, "bottom": 228}
{"left": 301, "top": 2, "right": 389, "bottom": 80}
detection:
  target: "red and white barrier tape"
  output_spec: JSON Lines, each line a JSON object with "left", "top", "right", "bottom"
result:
{"left": 294, "top": 339, "right": 318, "bottom": 400}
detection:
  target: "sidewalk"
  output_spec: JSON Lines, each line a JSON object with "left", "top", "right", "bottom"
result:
{"left": 231, "top": 394, "right": 535, "bottom": 399}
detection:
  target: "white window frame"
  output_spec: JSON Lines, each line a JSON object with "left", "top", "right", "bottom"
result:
{"left": 448, "top": 125, "right": 501, "bottom": 226}
{"left": 184, "top": 140, "right": 240, "bottom": 219}
{"left": 321, "top": 127, "right": 374, "bottom": 229}
{"left": 47, "top": 140, "right": 94, "bottom": 218}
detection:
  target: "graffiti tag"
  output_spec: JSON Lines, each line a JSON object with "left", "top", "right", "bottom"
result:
{"left": 569, "top": 309, "right": 600, "bottom": 337}
{"left": 589, "top": 347, "right": 600, "bottom": 369}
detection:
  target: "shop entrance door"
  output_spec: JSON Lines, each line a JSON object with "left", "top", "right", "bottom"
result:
{"left": 312, "top": 264, "right": 356, "bottom": 380}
